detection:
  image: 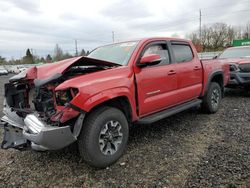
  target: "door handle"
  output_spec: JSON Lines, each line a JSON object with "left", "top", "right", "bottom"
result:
{"left": 168, "top": 70, "right": 176, "bottom": 75}
{"left": 194, "top": 66, "right": 200, "bottom": 70}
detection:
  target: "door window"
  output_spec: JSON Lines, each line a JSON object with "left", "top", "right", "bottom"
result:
{"left": 143, "top": 44, "right": 170, "bottom": 65}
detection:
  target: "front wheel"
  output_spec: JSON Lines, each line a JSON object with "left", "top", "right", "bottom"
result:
{"left": 78, "top": 106, "right": 129, "bottom": 168}
{"left": 202, "top": 82, "right": 222, "bottom": 113}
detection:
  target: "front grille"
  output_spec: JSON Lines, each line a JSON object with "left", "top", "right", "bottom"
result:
{"left": 239, "top": 64, "right": 250, "bottom": 72}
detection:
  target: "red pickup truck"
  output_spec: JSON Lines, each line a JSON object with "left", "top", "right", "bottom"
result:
{"left": 215, "top": 46, "right": 250, "bottom": 91}
{"left": 1, "top": 37, "right": 229, "bottom": 168}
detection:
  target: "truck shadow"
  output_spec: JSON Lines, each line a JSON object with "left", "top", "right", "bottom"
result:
{"left": 31, "top": 89, "right": 247, "bottom": 168}
{"left": 41, "top": 108, "right": 203, "bottom": 166}
{"left": 224, "top": 88, "right": 250, "bottom": 98}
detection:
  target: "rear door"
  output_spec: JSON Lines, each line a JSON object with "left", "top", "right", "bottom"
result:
{"left": 170, "top": 41, "right": 203, "bottom": 103}
{"left": 135, "top": 41, "right": 178, "bottom": 116}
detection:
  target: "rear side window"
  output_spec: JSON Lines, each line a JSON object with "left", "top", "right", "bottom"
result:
{"left": 171, "top": 44, "right": 194, "bottom": 63}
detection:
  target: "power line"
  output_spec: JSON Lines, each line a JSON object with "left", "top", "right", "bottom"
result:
{"left": 1, "top": 1, "right": 250, "bottom": 58}
{"left": 114, "top": 8, "right": 250, "bottom": 39}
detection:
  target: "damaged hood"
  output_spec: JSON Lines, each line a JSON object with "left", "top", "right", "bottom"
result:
{"left": 10, "top": 56, "right": 120, "bottom": 82}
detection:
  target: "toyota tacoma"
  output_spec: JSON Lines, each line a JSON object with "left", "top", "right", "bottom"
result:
{"left": 0, "top": 38, "right": 229, "bottom": 168}
{"left": 215, "top": 46, "right": 250, "bottom": 91}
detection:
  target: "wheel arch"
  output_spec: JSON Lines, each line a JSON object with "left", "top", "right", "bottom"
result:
{"left": 204, "top": 71, "right": 224, "bottom": 95}
{"left": 86, "top": 95, "right": 134, "bottom": 124}
{"left": 73, "top": 94, "right": 134, "bottom": 139}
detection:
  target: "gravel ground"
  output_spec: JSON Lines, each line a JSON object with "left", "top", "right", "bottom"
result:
{"left": 0, "top": 74, "right": 249, "bottom": 187}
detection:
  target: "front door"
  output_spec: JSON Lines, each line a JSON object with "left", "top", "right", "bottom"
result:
{"left": 135, "top": 41, "right": 178, "bottom": 117}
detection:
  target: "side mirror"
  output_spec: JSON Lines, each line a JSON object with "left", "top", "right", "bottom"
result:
{"left": 138, "top": 54, "right": 162, "bottom": 66}
{"left": 213, "top": 55, "right": 218, "bottom": 59}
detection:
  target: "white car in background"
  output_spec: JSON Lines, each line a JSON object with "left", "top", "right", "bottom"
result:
{"left": 18, "top": 67, "right": 27, "bottom": 72}
{"left": 0, "top": 68, "right": 8, "bottom": 75}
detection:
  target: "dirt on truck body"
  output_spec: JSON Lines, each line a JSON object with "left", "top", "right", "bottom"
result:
{"left": 0, "top": 37, "right": 229, "bottom": 168}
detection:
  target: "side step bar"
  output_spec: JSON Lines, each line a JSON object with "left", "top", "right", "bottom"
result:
{"left": 137, "top": 99, "right": 202, "bottom": 124}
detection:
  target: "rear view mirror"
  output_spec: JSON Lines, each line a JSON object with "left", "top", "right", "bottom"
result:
{"left": 138, "top": 54, "right": 161, "bottom": 66}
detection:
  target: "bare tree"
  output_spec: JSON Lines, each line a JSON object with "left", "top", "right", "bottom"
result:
{"left": 227, "top": 26, "right": 235, "bottom": 45}
{"left": 188, "top": 22, "right": 239, "bottom": 51}
{"left": 187, "top": 32, "right": 200, "bottom": 44}
{"left": 243, "top": 21, "right": 250, "bottom": 39}
{"left": 53, "top": 44, "right": 64, "bottom": 61}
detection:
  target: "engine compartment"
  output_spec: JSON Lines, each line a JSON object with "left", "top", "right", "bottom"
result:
{"left": 4, "top": 64, "right": 112, "bottom": 125}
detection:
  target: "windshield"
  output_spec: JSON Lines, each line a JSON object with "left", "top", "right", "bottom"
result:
{"left": 219, "top": 47, "right": 250, "bottom": 59}
{"left": 88, "top": 41, "right": 138, "bottom": 65}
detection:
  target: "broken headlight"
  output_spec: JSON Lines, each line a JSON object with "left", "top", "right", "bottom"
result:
{"left": 55, "top": 88, "right": 79, "bottom": 106}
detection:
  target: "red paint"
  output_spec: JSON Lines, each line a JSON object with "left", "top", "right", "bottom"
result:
{"left": 140, "top": 54, "right": 161, "bottom": 64}
{"left": 26, "top": 56, "right": 119, "bottom": 80}
{"left": 51, "top": 106, "right": 79, "bottom": 123}
{"left": 24, "top": 37, "right": 229, "bottom": 122}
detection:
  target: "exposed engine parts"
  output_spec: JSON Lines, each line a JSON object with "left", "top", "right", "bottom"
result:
{"left": 4, "top": 61, "right": 114, "bottom": 125}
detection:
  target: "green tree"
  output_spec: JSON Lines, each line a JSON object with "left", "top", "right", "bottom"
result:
{"left": 0, "top": 56, "right": 6, "bottom": 64}
{"left": 22, "top": 49, "right": 34, "bottom": 64}
{"left": 46, "top": 54, "right": 52, "bottom": 63}
{"left": 40, "top": 57, "right": 46, "bottom": 63}
{"left": 80, "top": 49, "right": 86, "bottom": 56}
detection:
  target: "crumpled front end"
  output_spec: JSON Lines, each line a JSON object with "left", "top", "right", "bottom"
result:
{"left": 0, "top": 56, "right": 118, "bottom": 151}
{"left": 1, "top": 80, "right": 84, "bottom": 151}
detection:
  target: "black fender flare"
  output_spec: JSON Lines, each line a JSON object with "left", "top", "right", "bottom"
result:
{"left": 204, "top": 71, "right": 224, "bottom": 94}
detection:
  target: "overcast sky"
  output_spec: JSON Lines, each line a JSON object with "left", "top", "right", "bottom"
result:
{"left": 0, "top": 0, "right": 249, "bottom": 59}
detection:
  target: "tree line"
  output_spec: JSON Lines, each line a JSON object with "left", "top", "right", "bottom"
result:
{"left": 1, "top": 21, "right": 250, "bottom": 64}
{"left": 188, "top": 21, "right": 250, "bottom": 51}
{"left": 0, "top": 44, "right": 90, "bottom": 65}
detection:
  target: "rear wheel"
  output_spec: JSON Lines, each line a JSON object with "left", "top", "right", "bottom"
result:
{"left": 202, "top": 82, "right": 222, "bottom": 113}
{"left": 78, "top": 106, "right": 129, "bottom": 168}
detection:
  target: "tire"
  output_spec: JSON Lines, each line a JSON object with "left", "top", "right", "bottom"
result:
{"left": 202, "top": 82, "right": 222, "bottom": 114}
{"left": 78, "top": 106, "right": 129, "bottom": 168}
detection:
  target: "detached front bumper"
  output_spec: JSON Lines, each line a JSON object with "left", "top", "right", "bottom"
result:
{"left": 1, "top": 104, "right": 84, "bottom": 151}
{"left": 227, "top": 71, "right": 250, "bottom": 87}
{"left": 23, "top": 114, "right": 76, "bottom": 150}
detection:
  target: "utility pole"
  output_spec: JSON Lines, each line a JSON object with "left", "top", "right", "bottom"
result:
{"left": 75, "top": 39, "right": 78, "bottom": 56}
{"left": 199, "top": 9, "right": 202, "bottom": 41}
{"left": 112, "top": 31, "right": 115, "bottom": 43}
